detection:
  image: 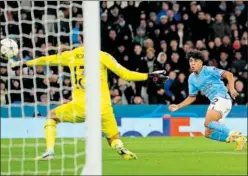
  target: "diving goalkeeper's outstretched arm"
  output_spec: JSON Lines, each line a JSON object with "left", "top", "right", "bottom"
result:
{"left": 9, "top": 51, "right": 71, "bottom": 67}
{"left": 101, "top": 52, "right": 168, "bottom": 84}
{"left": 9, "top": 48, "right": 168, "bottom": 84}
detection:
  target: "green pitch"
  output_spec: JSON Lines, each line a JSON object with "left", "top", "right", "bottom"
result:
{"left": 1, "top": 137, "right": 247, "bottom": 175}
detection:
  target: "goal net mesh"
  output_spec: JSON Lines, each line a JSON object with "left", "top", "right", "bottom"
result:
{"left": 1, "top": 1, "right": 86, "bottom": 175}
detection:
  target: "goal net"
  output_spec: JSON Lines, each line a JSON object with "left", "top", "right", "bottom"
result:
{"left": 1, "top": 1, "right": 101, "bottom": 175}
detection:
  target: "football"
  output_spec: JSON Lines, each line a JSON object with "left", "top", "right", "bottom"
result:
{"left": 0, "top": 38, "right": 19, "bottom": 60}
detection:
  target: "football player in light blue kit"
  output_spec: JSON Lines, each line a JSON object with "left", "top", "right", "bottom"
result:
{"left": 169, "top": 50, "right": 246, "bottom": 150}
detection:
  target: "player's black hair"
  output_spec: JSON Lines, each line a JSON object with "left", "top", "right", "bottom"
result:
{"left": 186, "top": 50, "right": 204, "bottom": 62}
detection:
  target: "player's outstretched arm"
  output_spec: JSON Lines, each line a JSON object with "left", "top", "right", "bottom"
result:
{"left": 9, "top": 50, "right": 72, "bottom": 69}
{"left": 169, "top": 96, "right": 196, "bottom": 112}
{"left": 101, "top": 52, "right": 168, "bottom": 83}
{"left": 222, "top": 71, "right": 238, "bottom": 99}
{"left": 169, "top": 75, "right": 197, "bottom": 112}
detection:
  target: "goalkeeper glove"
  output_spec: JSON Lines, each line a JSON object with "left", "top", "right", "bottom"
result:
{"left": 8, "top": 59, "right": 26, "bottom": 69}
{"left": 148, "top": 70, "right": 168, "bottom": 84}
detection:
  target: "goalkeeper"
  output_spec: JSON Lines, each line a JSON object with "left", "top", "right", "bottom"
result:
{"left": 9, "top": 46, "right": 168, "bottom": 160}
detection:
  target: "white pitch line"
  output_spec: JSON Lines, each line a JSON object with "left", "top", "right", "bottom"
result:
{"left": 135, "top": 151, "right": 247, "bottom": 155}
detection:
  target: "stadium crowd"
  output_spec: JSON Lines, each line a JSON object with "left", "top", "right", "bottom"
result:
{"left": 0, "top": 1, "right": 247, "bottom": 106}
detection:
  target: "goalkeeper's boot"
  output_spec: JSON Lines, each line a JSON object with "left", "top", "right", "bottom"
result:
{"left": 116, "top": 145, "right": 137, "bottom": 160}
{"left": 111, "top": 139, "right": 137, "bottom": 160}
{"left": 226, "top": 131, "right": 242, "bottom": 143}
{"left": 235, "top": 136, "right": 247, "bottom": 151}
{"left": 35, "top": 150, "right": 54, "bottom": 161}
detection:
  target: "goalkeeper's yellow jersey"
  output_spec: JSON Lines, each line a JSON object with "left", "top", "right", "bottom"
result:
{"left": 26, "top": 46, "right": 148, "bottom": 106}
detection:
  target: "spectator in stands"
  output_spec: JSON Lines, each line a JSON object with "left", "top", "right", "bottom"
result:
{"left": 172, "top": 4, "right": 181, "bottom": 22}
{"left": 232, "top": 51, "right": 246, "bottom": 73}
{"left": 23, "top": 68, "right": 35, "bottom": 103}
{"left": 171, "top": 73, "right": 188, "bottom": 104}
{"left": 158, "top": 15, "right": 170, "bottom": 40}
{"left": 164, "top": 71, "right": 177, "bottom": 103}
{"left": 165, "top": 63, "right": 172, "bottom": 74}
{"left": 176, "top": 23, "right": 188, "bottom": 49}
{"left": 149, "top": 12, "right": 157, "bottom": 24}
{"left": 123, "top": 1, "right": 139, "bottom": 30}
{"left": 1, "top": 1, "right": 247, "bottom": 106}
{"left": 170, "top": 52, "right": 182, "bottom": 72}
{"left": 133, "top": 27, "right": 146, "bottom": 47}
{"left": 144, "top": 38, "right": 155, "bottom": 51}
{"left": 114, "top": 15, "right": 132, "bottom": 47}
{"left": 154, "top": 52, "right": 167, "bottom": 71}
{"left": 101, "top": 13, "right": 112, "bottom": 48}
{"left": 108, "top": 4, "right": 120, "bottom": 24}
{"left": 233, "top": 80, "right": 247, "bottom": 105}
{"left": 218, "top": 51, "right": 230, "bottom": 70}
{"left": 0, "top": 65, "right": 8, "bottom": 77}
{"left": 132, "top": 96, "right": 144, "bottom": 105}
{"left": 9, "top": 68, "right": 22, "bottom": 103}
{"left": 194, "top": 11, "right": 208, "bottom": 42}
{"left": 145, "top": 48, "right": 156, "bottom": 73}
{"left": 157, "top": 40, "right": 167, "bottom": 55}
{"left": 211, "top": 13, "right": 231, "bottom": 39}
{"left": 104, "top": 29, "right": 118, "bottom": 55}
{"left": 195, "top": 40, "right": 206, "bottom": 50}
{"left": 49, "top": 88, "right": 60, "bottom": 102}
{"left": 213, "top": 37, "right": 222, "bottom": 59}
{"left": 118, "top": 79, "right": 134, "bottom": 104}
{"left": 40, "top": 94, "right": 48, "bottom": 104}
{"left": 220, "top": 36, "right": 233, "bottom": 56}
{"left": 168, "top": 40, "right": 184, "bottom": 60}
{"left": 111, "top": 87, "right": 122, "bottom": 105}
{"left": 62, "top": 76, "right": 72, "bottom": 101}
{"left": 100, "top": 1, "right": 108, "bottom": 14}
{"left": 156, "top": 87, "right": 167, "bottom": 104}
{"left": 0, "top": 81, "right": 8, "bottom": 105}
{"left": 156, "top": 2, "right": 169, "bottom": 23}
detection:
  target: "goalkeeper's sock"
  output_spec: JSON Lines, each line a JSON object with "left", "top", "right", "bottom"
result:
{"left": 110, "top": 139, "right": 124, "bottom": 150}
{"left": 207, "top": 121, "right": 231, "bottom": 134}
{"left": 44, "top": 119, "right": 57, "bottom": 152}
{"left": 209, "top": 130, "right": 229, "bottom": 142}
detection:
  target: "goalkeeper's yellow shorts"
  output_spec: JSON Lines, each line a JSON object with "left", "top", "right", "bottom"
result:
{"left": 54, "top": 101, "right": 118, "bottom": 138}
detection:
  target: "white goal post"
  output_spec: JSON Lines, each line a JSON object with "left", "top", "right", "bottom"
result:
{"left": 1, "top": 1, "right": 101, "bottom": 175}
{"left": 81, "top": 1, "right": 102, "bottom": 175}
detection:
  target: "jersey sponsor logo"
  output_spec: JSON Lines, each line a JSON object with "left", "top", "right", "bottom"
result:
{"left": 74, "top": 66, "right": 85, "bottom": 89}
{"left": 201, "top": 83, "right": 212, "bottom": 95}
{"left": 75, "top": 54, "right": 84, "bottom": 59}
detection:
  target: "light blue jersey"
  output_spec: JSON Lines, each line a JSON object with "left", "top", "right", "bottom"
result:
{"left": 188, "top": 66, "right": 231, "bottom": 102}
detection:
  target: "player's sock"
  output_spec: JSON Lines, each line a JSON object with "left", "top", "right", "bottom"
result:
{"left": 44, "top": 119, "right": 57, "bottom": 152}
{"left": 209, "top": 130, "right": 229, "bottom": 142}
{"left": 207, "top": 121, "right": 231, "bottom": 134}
{"left": 110, "top": 139, "right": 123, "bottom": 149}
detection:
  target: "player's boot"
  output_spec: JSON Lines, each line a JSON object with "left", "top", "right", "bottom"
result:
{"left": 115, "top": 145, "right": 137, "bottom": 160}
{"left": 35, "top": 150, "right": 54, "bottom": 161}
{"left": 111, "top": 139, "right": 137, "bottom": 160}
{"left": 226, "top": 131, "right": 242, "bottom": 143}
{"left": 235, "top": 136, "right": 247, "bottom": 151}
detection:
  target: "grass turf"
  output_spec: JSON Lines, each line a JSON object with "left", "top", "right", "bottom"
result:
{"left": 1, "top": 137, "right": 247, "bottom": 175}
